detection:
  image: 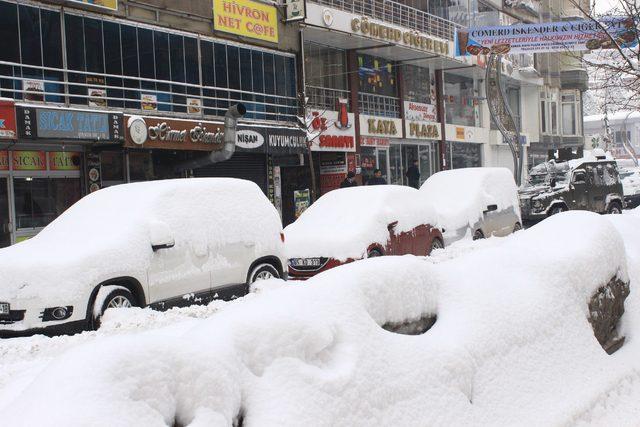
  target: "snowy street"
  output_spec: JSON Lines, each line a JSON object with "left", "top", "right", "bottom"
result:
{"left": 1, "top": 210, "right": 640, "bottom": 425}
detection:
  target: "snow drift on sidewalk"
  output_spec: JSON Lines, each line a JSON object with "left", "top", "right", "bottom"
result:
{"left": 1, "top": 211, "right": 634, "bottom": 426}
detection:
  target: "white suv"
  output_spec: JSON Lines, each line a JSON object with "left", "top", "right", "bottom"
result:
{"left": 0, "top": 178, "right": 286, "bottom": 337}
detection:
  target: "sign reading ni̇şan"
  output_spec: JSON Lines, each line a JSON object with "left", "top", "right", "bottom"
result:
{"left": 70, "top": 0, "right": 118, "bottom": 11}
{"left": 213, "top": 0, "right": 279, "bottom": 43}
{"left": 456, "top": 17, "right": 638, "bottom": 56}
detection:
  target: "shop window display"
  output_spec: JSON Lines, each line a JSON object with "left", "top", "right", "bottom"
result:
{"left": 13, "top": 178, "right": 81, "bottom": 229}
{"left": 444, "top": 73, "right": 477, "bottom": 127}
{"left": 358, "top": 54, "right": 397, "bottom": 97}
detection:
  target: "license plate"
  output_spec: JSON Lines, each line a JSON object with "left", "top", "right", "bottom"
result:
{"left": 291, "top": 258, "right": 322, "bottom": 267}
{"left": 0, "top": 302, "right": 9, "bottom": 315}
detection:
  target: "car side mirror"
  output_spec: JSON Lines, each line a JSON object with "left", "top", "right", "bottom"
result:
{"left": 149, "top": 220, "right": 175, "bottom": 252}
{"left": 485, "top": 204, "right": 498, "bottom": 213}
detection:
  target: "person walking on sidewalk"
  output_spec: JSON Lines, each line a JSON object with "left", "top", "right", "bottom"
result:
{"left": 406, "top": 159, "right": 420, "bottom": 189}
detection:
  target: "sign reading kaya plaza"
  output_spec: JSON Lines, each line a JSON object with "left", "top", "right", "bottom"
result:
{"left": 404, "top": 101, "right": 440, "bottom": 140}
{"left": 456, "top": 17, "right": 638, "bottom": 56}
{"left": 17, "top": 107, "right": 123, "bottom": 141}
{"left": 126, "top": 115, "right": 224, "bottom": 151}
{"left": 359, "top": 115, "right": 403, "bottom": 138}
{"left": 213, "top": 0, "right": 278, "bottom": 43}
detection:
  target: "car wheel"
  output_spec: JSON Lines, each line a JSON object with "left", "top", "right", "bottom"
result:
{"left": 367, "top": 249, "right": 383, "bottom": 258}
{"left": 248, "top": 263, "right": 280, "bottom": 284}
{"left": 92, "top": 287, "right": 136, "bottom": 330}
{"left": 608, "top": 202, "right": 622, "bottom": 215}
{"left": 429, "top": 238, "right": 444, "bottom": 254}
{"left": 549, "top": 205, "right": 565, "bottom": 216}
{"left": 513, "top": 222, "right": 522, "bottom": 233}
{"left": 473, "top": 230, "right": 484, "bottom": 240}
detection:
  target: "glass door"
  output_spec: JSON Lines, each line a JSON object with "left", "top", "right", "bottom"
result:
{"left": 0, "top": 178, "right": 11, "bottom": 247}
{"left": 376, "top": 148, "right": 389, "bottom": 184}
{"left": 401, "top": 145, "right": 419, "bottom": 186}
{"left": 418, "top": 145, "right": 432, "bottom": 185}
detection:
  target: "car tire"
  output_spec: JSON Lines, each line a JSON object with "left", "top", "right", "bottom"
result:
{"left": 367, "top": 249, "right": 383, "bottom": 258}
{"left": 608, "top": 202, "right": 622, "bottom": 215}
{"left": 91, "top": 287, "right": 136, "bottom": 330}
{"left": 248, "top": 263, "right": 280, "bottom": 284}
{"left": 513, "top": 222, "right": 522, "bottom": 233}
{"left": 429, "top": 238, "right": 444, "bottom": 255}
{"left": 473, "top": 229, "right": 485, "bottom": 240}
{"left": 549, "top": 205, "right": 565, "bottom": 216}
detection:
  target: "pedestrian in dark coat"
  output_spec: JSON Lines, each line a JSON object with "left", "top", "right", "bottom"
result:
{"left": 406, "top": 160, "right": 421, "bottom": 189}
{"left": 367, "top": 169, "right": 387, "bottom": 185}
{"left": 340, "top": 171, "right": 358, "bottom": 188}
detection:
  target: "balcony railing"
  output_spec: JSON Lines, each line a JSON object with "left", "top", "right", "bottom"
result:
{"left": 310, "top": 0, "right": 461, "bottom": 41}
{"left": 306, "top": 85, "right": 351, "bottom": 112}
{"left": 0, "top": 61, "right": 298, "bottom": 124}
{"left": 359, "top": 93, "right": 401, "bottom": 118}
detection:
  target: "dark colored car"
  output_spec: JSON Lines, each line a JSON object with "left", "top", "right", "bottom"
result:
{"left": 519, "top": 155, "right": 624, "bottom": 221}
{"left": 284, "top": 186, "right": 443, "bottom": 280}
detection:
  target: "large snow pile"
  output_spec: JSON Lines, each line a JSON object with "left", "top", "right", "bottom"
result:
{"left": 2, "top": 211, "right": 636, "bottom": 426}
{"left": 284, "top": 185, "right": 436, "bottom": 260}
{"left": 420, "top": 167, "right": 520, "bottom": 233}
{"left": 0, "top": 178, "right": 281, "bottom": 307}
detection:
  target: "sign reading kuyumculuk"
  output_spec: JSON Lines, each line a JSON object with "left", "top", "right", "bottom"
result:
{"left": 17, "top": 107, "right": 123, "bottom": 141}
{"left": 456, "top": 17, "right": 639, "bottom": 56}
{"left": 236, "top": 126, "right": 306, "bottom": 154}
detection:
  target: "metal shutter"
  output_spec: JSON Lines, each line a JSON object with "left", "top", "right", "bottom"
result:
{"left": 193, "top": 153, "right": 268, "bottom": 194}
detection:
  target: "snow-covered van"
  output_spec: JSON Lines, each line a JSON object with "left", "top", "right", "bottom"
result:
{"left": 519, "top": 151, "right": 624, "bottom": 221}
{"left": 284, "top": 186, "right": 443, "bottom": 280}
{"left": 419, "top": 167, "right": 522, "bottom": 245}
{"left": 0, "top": 178, "right": 286, "bottom": 337}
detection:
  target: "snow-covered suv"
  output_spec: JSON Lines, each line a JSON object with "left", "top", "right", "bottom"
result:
{"left": 0, "top": 178, "right": 286, "bottom": 337}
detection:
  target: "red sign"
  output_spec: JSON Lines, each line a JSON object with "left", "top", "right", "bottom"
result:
{"left": 320, "top": 153, "right": 347, "bottom": 194}
{"left": 0, "top": 99, "right": 17, "bottom": 140}
{"left": 360, "top": 137, "right": 390, "bottom": 147}
{"left": 309, "top": 110, "right": 356, "bottom": 152}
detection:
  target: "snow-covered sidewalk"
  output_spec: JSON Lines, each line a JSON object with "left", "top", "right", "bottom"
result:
{"left": 1, "top": 211, "right": 640, "bottom": 426}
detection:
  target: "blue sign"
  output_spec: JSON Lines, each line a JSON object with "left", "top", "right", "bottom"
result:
{"left": 17, "top": 107, "right": 123, "bottom": 141}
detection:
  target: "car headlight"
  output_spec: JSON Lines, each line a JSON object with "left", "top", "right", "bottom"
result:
{"left": 533, "top": 200, "right": 542, "bottom": 209}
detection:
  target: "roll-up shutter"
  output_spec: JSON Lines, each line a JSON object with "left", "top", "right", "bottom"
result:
{"left": 193, "top": 153, "right": 268, "bottom": 194}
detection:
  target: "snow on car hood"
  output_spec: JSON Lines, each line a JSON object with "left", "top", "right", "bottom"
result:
{"left": 0, "top": 211, "right": 631, "bottom": 426}
{"left": 284, "top": 186, "right": 436, "bottom": 260}
{"left": 420, "top": 167, "right": 521, "bottom": 231}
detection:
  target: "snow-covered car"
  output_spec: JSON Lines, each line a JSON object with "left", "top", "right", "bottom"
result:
{"left": 0, "top": 178, "right": 286, "bottom": 337}
{"left": 284, "top": 186, "right": 443, "bottom": 280}
{"left": 619, "top": 167, "right": 640, "bottom": 209}
{"left": 419, "top": 167, "right": 522, "bottom": 245}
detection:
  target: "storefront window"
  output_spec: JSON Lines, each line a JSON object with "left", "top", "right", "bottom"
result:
{"left": 13, "top": 178, "right": 81, "bottom": 229}
{"left": 358, "top": 54, "right": 397, "bottom": 97}
{"left": 444, "top": 73, "right": 477, "bottom": 127}
{"left": 447, "top": 142, "right": 482, "bottom": 169}
{"left": 304, "top": 42, "right": 347, "bottom": 90}
{"left": 402, "top": 65, "right": 432, "bottom": 105}
{"left": 128, "top": 151, "right": 155, "bottom": 182}
{"left": 100, "top": 151, "right": 125, "bottom": 185}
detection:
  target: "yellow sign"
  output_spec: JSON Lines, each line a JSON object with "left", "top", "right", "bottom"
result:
{"left": 49, "top": 152, "right": 81, "bottom": 171}
{"left": 456, "top": 127, "right": 465, "bottom": 140}
{"left": 213, "top": 0, "right": 279, "bottom": 43}
{"left": 70, "top": 0, "right": 118, "bottom": 11}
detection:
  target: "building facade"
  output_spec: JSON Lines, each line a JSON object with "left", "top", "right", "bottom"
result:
{"left": 0, "top": 0, "right": 590, "bottom": 247}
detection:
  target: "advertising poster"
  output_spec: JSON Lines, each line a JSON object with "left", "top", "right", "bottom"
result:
{"left": 12, "top": 151, "right": 46, "bottom": 171}
{"left": 294, "top": 189, "right": 311, "bottom": 219}
{"left": 86, "top": 152, "right": 102, "bottom": 193}
{"left": 141, "top": 94, "right": 158, "bottom": 111}
{"left": 456, "top": 17, "right": 638, "bottom": 56}
{"left": 49, "top": 152, "right": 81, "bottom": 171}
{"left": 213, "top": 0, "right": 278, "bottom": 43}
{"left": 187, "top": 98, "right": 202, "bottom": 114}
{"left": 23, "top": 79, "right": 44, "bottom": 102}
{"left": 88, "top": 88, "right": 107, "bottom": 107}
{"left": 70, "top": 0, "right": 118, "bottom": 10}
{"left": 320, "top": 153, "right": 347, "bottom": 195}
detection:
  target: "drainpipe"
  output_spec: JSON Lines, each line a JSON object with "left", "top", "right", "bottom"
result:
{"left": 176, "top": 103, "right": 246, "bottom": 172}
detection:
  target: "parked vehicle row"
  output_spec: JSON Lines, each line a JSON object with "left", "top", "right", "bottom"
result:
{"left": 9, "top": 156, "right": 625, "bottom": 337}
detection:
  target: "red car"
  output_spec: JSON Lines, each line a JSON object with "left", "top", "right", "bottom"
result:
{"left": 284, "top": 186, "right": 443, "bottom": 280}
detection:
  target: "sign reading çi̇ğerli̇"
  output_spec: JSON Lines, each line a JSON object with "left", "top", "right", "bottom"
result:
{"left": 456, "top": 17, "right": 638, "bottom": 56}
{"left": 17, "top": 107, "right": 123, "bottom": 141}
{"left": 351, "top": 17, "right": 450, "bottom": 56}
{"left": 213, "top": 0, "right": 278, "bottom": 43}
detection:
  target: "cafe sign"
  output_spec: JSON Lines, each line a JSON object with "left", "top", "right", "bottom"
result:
{"left": 125, "top": 116, "right": 225, "bottom": 151}
{"left": 359, "top": 115, "right": 402, "bottom": 138}
{"left": 17, "top": 107, "right": 123, "bottom": 141}
{"left": 213, "top": 0, "right": 279, "bottom": 43}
